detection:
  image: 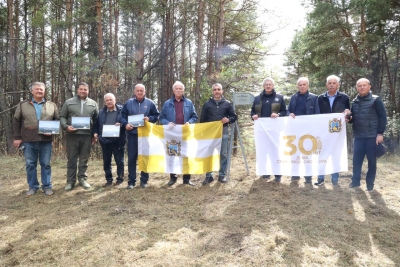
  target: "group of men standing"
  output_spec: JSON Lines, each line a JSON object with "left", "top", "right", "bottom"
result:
{"left": 13, "top": 81, "right": 237, "bottom": 195}
{"left": 13, "top": 74, "right": 386, "bottom": 196}
{"left": 251, "top": 75, "right": 387, "bottom": 191}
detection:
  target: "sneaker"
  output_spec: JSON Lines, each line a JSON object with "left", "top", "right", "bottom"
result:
{"left": 314, "top": 181, "right": 324, "bottom": 186}
{"left": 43, "top": 188, "right": 54, "bottom": 196}
{"left": 78, "top": 178, "right": 91, "bottom": 189}
{"left": 104, "top": 181, "right": 113, "bottom": 187}
{"left": 366, "top": 187, "right": 374, "bottom": 192}
{"left": 127, "top": 184, "right": 134, "bottom": 189}
{"left": 291, "top": 176, "right": 300, "bottom": 181}
{"left": 202, "top": 176, "right": 214, "bottom": 185}
{"left": 218, "top": 176, "right": 227, "bottom": 183}
{"left": 262, "top": 175, "right": 270, "bottom": 179}
{"left": 64, "top": 183, "right": 74, "bottom": 191}
{"left": 183, "top": 180, "right": 196, "bottom": 186}
{"left": 26, "top": 188, "right": 38, "bottom": 196}
{"left": 140, "top": 182, "right": 148, "bottom": 189}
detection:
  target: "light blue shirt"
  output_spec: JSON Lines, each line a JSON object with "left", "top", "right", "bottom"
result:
{"left": 326, "top": 92, "right": 337, "bottom": 109}
{"left": 32, "top": 98, "right": 45, "bottom": 120}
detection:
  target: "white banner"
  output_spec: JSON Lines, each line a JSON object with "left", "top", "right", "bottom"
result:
{"left": 254, "top": 113, "right": 348, "bottom": 176}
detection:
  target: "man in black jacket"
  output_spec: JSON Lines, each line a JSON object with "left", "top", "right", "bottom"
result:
{"left": 315, "top": 75, "right": 350, "bottom": 186}
{"left": 200, "top": 83, "right": 237, "bottom": 184}
{"left": 93, "top": 93, "right": 126, "bottom": 186}
{"left": 251, "top": 77, "right": 287, "bottom": 182}
{"left": 348, "top": 78, "right": 387, "bottom": 191}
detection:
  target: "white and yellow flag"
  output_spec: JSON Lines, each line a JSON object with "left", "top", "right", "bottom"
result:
{"left": 138, "top": 121, "right": 222, "bottom": 174}
{"left": 255, "top": 113, "right": 348, "bottom": 176}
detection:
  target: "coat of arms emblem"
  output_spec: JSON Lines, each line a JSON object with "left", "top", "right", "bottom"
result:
{"left": 166, "top": 140, "right": 181, "bottom": 156}
{"left": 329, "top": 118, "right": 342, "bottom": 133}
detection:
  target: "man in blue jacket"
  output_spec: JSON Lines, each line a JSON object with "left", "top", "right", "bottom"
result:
{"left": 315, "top": 75, "right": 350, "bottom": 186}
{"left": 348, "top": 78, "right": 387, "bottom": 191}
{"left": 93, "top": 93, "right": 126, "bottom": 187}
{"left": 287, "top": 77, "right": 320, "bottom": 183}
{"left": 120, "top": 84, "right": 159, "bottom": 189}
{"left": 200, "top": 83, "right": 237, "bottom": 185}
{"left": 160, "top": 81, "right": 198, "bottom": 186}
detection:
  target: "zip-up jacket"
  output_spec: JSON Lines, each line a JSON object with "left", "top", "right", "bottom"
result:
{"left": 200, "top": 97, "right": 237, "bottom": 127}
{"left": 60, "top": 95, "right": 99, "bottom": 135}
{"left": 317, "top": 91, "right": 350, "bottom": 113}
{"left": 287, "top": 91, "right": 320, "bottom": 115}
{"left": 93, "top": 103, "right": 126, "bottom": 148}
{"left": 13, "top": 99, "right": 59, "bottom": 142}
{"left": 251, "top": 89, "right": 286, "bottom": 118}
{"left": 350, "top": 92, "right": 387, "bottom": 138}
{"left": 159, "top": 96, "right": 198, "bottom": 125}
{"left": 120, "top": 97, "right": 159, "bottom": 135}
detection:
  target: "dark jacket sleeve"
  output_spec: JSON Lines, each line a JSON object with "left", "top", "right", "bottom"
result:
{"left": 120, "top": 102, "right": 129, "bottom": 128}
{"left": 228, "top": 103, "right": 237, "bottom": 124}
{"left": 278, "top": 97, "right": 287, "bottom": 117}
{"left": 200, "top": 102, "right": 208, "bottom": 123}
{"left": 375, "top": 98, "right": 387, "bottom": 134}
{"left": 148, "top": 101, "right": 160, "bottom": 123}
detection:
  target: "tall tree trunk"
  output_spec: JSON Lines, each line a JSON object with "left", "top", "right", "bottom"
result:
{"left": 193, "top": 0, "right": 205, "bottom": 111}
{"left": 215, "top": 0, "right": 225, "bottom": 73}
{"left": 96, "top": 0, "right": 105, "bottom": 60}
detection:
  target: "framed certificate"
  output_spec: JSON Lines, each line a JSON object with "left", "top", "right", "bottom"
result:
{"left": 102, "top": 125, "right": 120, "bottom": 137}
{"left": 128, "top": 114, "right": 145, "bottom": 127}
{"left": 38, "top": 120, "right": 60, "bottom": 134}
{"left": 71, "top": 116, "right": 90, "bottom": 129}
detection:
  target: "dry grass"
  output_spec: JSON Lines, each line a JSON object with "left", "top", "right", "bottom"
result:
{"left": 1, "top": 150, "right": 400, "bottom": 266}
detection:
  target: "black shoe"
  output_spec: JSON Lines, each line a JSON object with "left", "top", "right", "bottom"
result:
{"left": 349, "top": 183, "right": 360, "bottom": 188}
{"left": 183, "top": 180, "right": 196, "bottom": 186}
{"left": 262, "top": 175, "right": 270, "bottom": 179}
{"left": 140, "top": 182, "right": 148, "bottom": 189}
{"left": 291, "top": 176, "right": 300, "bottom": 181}
{"left": 314, "top": 181, "right": 324, "bottom": 186}
{"left": 202, "top": 176, "right": 214, "bottom": 185}
{"left": 104, "top": 180, "right": 113, "bottom": 187}
{"left": 274, "top": 178, "right": 281, "bottom": 183}
{"left": 218, "top": 176, "right": 227, "bottom": 183}
{"left": 115, "top": 179, "right": 123, "bottom": 185}
{"left": 167, "top": 179, "right": 177, "bottom": 186}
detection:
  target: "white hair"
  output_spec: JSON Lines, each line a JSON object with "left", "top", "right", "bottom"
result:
{"left": 262, "top": 78, "right": 275, "bottom": 86}
{"left": 173, "top": 81, "right": 185, "bottom": 90}
{"left": 326, "top": 75, "right": 340, "bottom": 83}
{"left": 103, "top": 93, "right": 116, "bottom": 100}
{"left": 297, "top": 77, "right": 309, "bottom": 84}
{"left": 31, "top": 82, "right": 45, "bottom": 91}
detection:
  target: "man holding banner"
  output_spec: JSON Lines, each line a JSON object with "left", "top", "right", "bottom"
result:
{"left": 200, "top": 83, "right": 237, "bottom": 185}
{"left": 287, "top": 77, "right": 320, "bottom": 183}
{"left": 159, "top": 81, "right": 198, "bottom": 186}
{"left": 251, "top": 77, "right": 287, "bottom": 182}
{"left": 315, "top": 75, "right": 350, "bottom": 186}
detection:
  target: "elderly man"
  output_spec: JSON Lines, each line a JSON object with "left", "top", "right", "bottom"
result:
{"left": 13, "top": 82, "right": 59, "bottom": 196}
{"left": 200, "top": 83, "right": 237, "bottom": 185}
{"left": 287, "top": 77, "right": 320, "bottom": 183}
{"left": 160, "top": 81, "right": 198, "bottom": 186}
{"left": 60, "top": 82, "right": 99, "bottom": 191}
{"left": 120, "top": 84, "right": 159, "bottom": 189}
{"left": 251, "top": 77, "right": 287, "bottom": 182}
{"left": 315, "top": 75, "right": 350, "bottom": 186}
{"left": 347, "top": 78, "right": 387, "bottom": 191}
{"left": 93, "top": 93, "right": 126, "bottom": 186}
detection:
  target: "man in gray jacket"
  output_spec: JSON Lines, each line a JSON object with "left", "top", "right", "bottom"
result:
{"left": 60, "top": 82, "right": 99, "bottom": 191}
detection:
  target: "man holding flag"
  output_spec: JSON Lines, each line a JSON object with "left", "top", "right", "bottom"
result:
{"left": 200, "top": 83, "right": 237, "bottom": 184}
{"left": 159, "top": 81, "right": 198, "bottom": 186}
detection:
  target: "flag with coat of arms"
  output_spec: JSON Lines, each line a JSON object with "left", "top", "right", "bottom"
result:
{"left": 138, "top": 121, "right": 222, "bottom": 174}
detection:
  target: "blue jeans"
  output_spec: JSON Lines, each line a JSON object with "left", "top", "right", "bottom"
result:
{"left": 127, "top": 134, "right": 148, "bottom": 185}
{"left": 317, "top": 173, "right": 339, "bottom": 184}
{"left": 206, "top": 134, "right": 228, "bottom": 178}
{"left": 351, "top": 137, "right": 377, "bottom": 188}
{"left": 23, "top": 141, "right": 52, "bottom": 189}
{"left": 101, "top": 141, "right": 125, "bottom": 182}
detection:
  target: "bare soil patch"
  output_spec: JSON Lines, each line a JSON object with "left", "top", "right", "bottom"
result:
{"left": 1, "top": 152, "right": 399, "bottom": 266}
